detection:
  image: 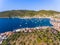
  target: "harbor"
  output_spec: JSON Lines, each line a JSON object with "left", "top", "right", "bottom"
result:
{"left": 0, "top": 17, "right": 60, "bottom": 44}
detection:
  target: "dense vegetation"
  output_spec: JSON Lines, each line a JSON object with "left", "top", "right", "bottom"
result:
{"left": 2, "top": 28, "right": 60, "bottom": 45}
{"left": 0, "top": 10, "right": 60, "bottom": 17}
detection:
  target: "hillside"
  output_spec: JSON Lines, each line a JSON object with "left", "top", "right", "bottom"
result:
{"left": 0, "top": 10, "right": 36, "bottom": 17}
{"left": 2, "top": 28, "right": 60, "bottom": 45}
{"left": 0, "top": 10, "right": 60, "bottom": 18}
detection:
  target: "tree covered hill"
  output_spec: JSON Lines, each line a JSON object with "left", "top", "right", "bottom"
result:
{"left": 2, "top": 28, "right": 60, "bottom": 45}
{"left": 0, "top": 10, "right": 36, "bottom": 17}
{"left": 0, "top": 10, "right": 60, "bottom": 17}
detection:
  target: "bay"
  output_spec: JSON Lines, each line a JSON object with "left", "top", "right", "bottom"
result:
{"left": 0, "top": 18, "right": 53, "bottom": 33}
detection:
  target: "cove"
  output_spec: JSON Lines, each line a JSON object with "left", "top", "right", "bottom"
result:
{"left": 0, "top": 18, "right": 53, "bottom": 33}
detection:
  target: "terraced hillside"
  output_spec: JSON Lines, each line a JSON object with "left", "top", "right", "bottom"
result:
{"left": 2, "top": 28, "right": 60, "bottom": 45}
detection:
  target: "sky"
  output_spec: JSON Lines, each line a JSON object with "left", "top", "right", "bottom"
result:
{"left": 0, "top": 0, "right": 60, "bottom": 12}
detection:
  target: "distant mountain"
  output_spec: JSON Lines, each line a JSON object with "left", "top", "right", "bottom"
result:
{"left": 2, "top": 28, "right": 60, "bottom": 45}
{"left": 0, "top": 10, "right": 60, "bottom": 18}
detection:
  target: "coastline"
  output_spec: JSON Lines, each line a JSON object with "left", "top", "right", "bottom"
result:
{"left": 0, "top": 17, "right": 60, "bottom": 31}
{"left": 0, "top": 16, "right": 53, "bottom": 19}
{"left": 0, "top": 17, "right": 60, "bottom": 44}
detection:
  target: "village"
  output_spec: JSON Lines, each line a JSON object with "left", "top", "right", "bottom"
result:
{"left": 50, "top": 18, "right": 60, "bottom": 31}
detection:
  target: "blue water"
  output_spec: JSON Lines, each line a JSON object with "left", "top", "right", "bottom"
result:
{"left": 0, "top": 18, "right": 53, "bottom": 33}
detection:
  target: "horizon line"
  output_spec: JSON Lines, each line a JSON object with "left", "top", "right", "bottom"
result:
{"left": 0, "top": 9, "right": 60, "bottom": 12}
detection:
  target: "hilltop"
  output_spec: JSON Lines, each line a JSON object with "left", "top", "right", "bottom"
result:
{"left": 2, "top": 28, "right": 60, "bottom": 45}
{"left": 0, "top": 10, "right": 60, "bottom": 18}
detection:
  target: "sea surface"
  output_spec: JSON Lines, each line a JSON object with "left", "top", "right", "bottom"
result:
{"left": 0, "top": 18, "right": 53, "bottom": 33}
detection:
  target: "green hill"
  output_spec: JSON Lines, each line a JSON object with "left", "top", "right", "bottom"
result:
{"left": 2, "top": 28, "right": 60, "bottom": 45}
{"left": 0, "top": 10, "right": 36, "bottom": 17}
{"left": 0, "top": 10, "right": 60, "bottom": 18}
